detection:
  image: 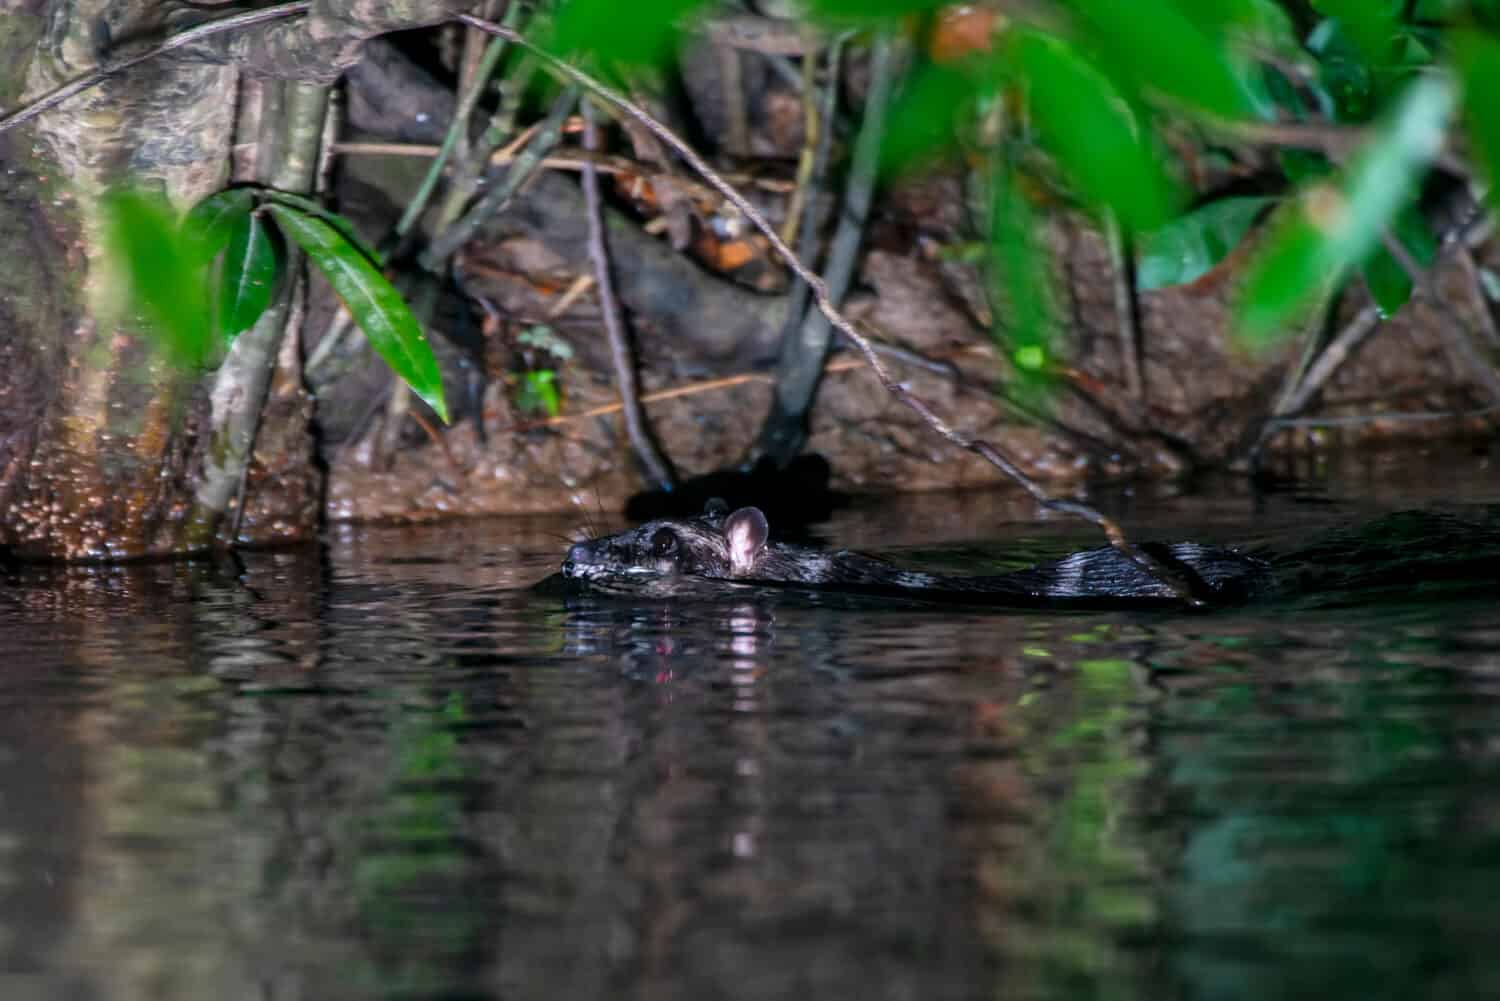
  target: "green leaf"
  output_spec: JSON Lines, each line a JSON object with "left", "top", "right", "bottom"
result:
{"left": 1310, "top": 1, "right": 1401, "bottom": 68}
{"left": 99, "top": 188, "right": 214, "bottom": 369}
{"left": 1359, "top": 203, "right": 1436, "bottom": 318}
{"left": 990, "top": 163, "right": 1054, "bottom": 386}
{"left": 1137, "top": 196, "right": 1272, "bottom": 290}
{"left": 182, "top": 188, "right": 255, "bottom": 265}
{"left": 1011, "top": 30, "right": 1180, "bottom": 232}
{"left": 549, "top": 0, "right": 710, "bottom": 66}
{"left": 1075, "top": 0, "right": 1257, "bottom": 121}
{"left": 518, "top": 369, "right": 561, "bottom": 417}
{"left": 1236, "top": 75, "right": 1453, "bottom": 343}
{"left": 1456, "top": 32, "right": 1500, "bottom": 218}
{"left": 259, "top": 190, "right": 383, "bottom": 266}
{"left": 266, "top": 204, "right": 449, "bottom": 423}
{"left": 216, "top": 211, "right": 281, "bottom": 342}
{"left": 882, "top": 62, "right": 976, "bottom": 175}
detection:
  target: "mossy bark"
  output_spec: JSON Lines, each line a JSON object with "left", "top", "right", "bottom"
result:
{"left": 0, "top": 0, "right": 464, "bottom": 559}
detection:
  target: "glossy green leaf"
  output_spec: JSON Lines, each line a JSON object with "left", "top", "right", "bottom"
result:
{"left": 260, "top": 190, "right": 383, "bottom": 267}
{"left": 1137, "top": 196, "right": 1272, "bottom": 290}
{"left": 1011, "top": 30, "right": 1179, "bottom": 232}
{"left": 1456, "top": 32, "right": 1500, "bottom": 218}
{"left": 1075, "top": 0, "right": 1256, "bottom": 120}
{"left": 99, "top": 188, "right": 214, "bottom": 369}
{"left": 1359, "top": 203, "right": 1436, "bottom": 318}
{"left": 266, "top": 204, "right": 449, "bottom": 423}
{"left": 216, "top": 211, "right": 281, "bottom": 342}
{"left": 182, "top": 188, "right": 255, "bottom": 265}
{"left": 1236, "top": 76, "right": 1453, "bottom": 343}
{"left": 549, "top": 0, "right": 710, "bottom": 66}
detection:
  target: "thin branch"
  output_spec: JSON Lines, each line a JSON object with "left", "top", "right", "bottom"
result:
{"left": 455, "top": 12, "right": 1207, "bottom": 603}
{"left": 421, "top": 82, "right": 579, "bottom": 270}
{"left": 581, "top": 101, "right": 675, "bottom": 490}
{"left": 394, "top": 4, "right": 522, "bottom": 240}
{"left": 0, "top": 2, "right": 313, "bottom": 135}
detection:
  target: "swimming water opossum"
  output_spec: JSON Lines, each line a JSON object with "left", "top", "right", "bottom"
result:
{"left": 561, "top": 501, "right": 1273, "bottom": 608}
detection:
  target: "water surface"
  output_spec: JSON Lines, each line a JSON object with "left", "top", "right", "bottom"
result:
{"left": 2, "top": 475, "right": 1498, "bottom": 1000}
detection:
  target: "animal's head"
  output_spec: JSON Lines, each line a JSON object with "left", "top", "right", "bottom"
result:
{"left": 561, "top": 500, "right": 770, "bottom": 593}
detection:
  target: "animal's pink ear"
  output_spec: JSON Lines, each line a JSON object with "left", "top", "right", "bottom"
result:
{"left": 723, "top": 507, "right": 769, "bottom": 574}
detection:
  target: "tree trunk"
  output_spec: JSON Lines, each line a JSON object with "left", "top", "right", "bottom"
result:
{"left": 0, "top": 1, "right": 463, "bottom": 559}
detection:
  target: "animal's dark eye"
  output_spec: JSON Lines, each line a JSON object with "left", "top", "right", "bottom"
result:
{"left": 650, "top": 528, "right": 679, "bottom": 557}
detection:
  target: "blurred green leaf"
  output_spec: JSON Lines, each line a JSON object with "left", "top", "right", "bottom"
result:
{"left": 1236, "top": 76, "right": 1453, "bottom": 343}
{"left": 1360, "top": 203, "right": 1436, "bottom": 318}
{"left": 266, "top": 204, "right": 449, "bottom": 423}
{"left": 216, "top": 211, "right": 281, "bottom": 342}
{"left": 805, "top": 0, "right": 945, "bottom": 16}
{"left": 990, "top": 163, "right": 1053, "bottom": 383}
{"left": 1456, "top": 31, "right": 1500, "bottom": 217}
{"left": 1011, "top": 30, "right": 1180, "bottom": 232}
{"left": 100, "top": 188, "right": 214, "bottom": 369}
{"left": 549, "top": 0, "right": 709, "bottom": 66}
{"left": 1137, "top": 196, "right": 1272, "bottom": 290}
{"left": 1310, "top": 1, "right": 1401, "bottom": 66}
{"left": 881, "top": 61, "right": 976, "bottom": 175}
{"left": 1235, "top": 214, "right": 1325, "bottom": 346}
{"left": 182, "top": 188, "right": 254, "bottom": 265}
{"left": 1181, "top": 0, "right": 1297, "bottom": 44}
{"left": 1075, "top": 0, "right": 1256, "bottom": 120}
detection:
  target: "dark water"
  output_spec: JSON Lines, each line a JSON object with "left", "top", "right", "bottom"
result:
{"left": 2, "top": 476, "right": 1499, "bottom": 1000}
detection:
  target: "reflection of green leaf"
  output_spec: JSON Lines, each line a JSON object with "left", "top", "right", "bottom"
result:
{"left": 1360, "top": 203, "right": 1436, "bottom": 318}
{"left": 216, "top": 211, "right": 281, "bottom": 342}
{"left": 100, "top": 188, "right": 215, "bottom": 369}
{"left": 550, "top": 0, "right": 710, "bottom": 66}
{"left": 1012, "top": 30, "right": 1180, "bottom": 232}
{"left": 267, "top": 204, "right": 449, "bottom": 423}
{"left": 1236, "top": 76, "right": 1453, "bottom": 344}
{"left": 1137, "top": 196, "right": 1272, "bottom": 290}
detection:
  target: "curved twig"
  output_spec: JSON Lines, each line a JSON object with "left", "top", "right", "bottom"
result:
{"left": 581, "top": 100, "right": 676, "bottom": 489}
{"left": 455, "top": 13, "right": 1205, "bottom": 603}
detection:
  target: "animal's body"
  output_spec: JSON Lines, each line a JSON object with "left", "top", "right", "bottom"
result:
{"left": 561, "top": 503, "right": 1272, "bottom": 608}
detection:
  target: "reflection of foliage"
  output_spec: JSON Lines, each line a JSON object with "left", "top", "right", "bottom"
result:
{"left": 1011, "top": 639, "right": 1158, "bottom": 995}
{"left": 352, "top": 692, "right": 489, "bottom": 996}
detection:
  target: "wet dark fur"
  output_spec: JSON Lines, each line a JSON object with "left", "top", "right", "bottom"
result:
{"left": 562, "top": 503, "right": 1272, "bottom": 609}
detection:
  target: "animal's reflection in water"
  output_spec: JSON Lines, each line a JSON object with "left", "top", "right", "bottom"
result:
{"left": 559, "top": 595, "right": 778, "bottom": 684}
